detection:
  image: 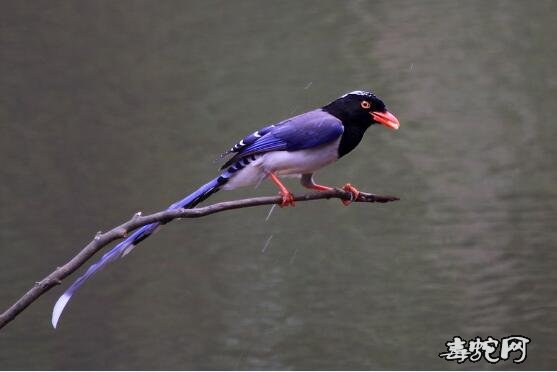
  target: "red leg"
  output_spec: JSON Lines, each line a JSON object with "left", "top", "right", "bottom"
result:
{"left": 300, "top": 173, "right": 333, "bottom": 191}
{"left": 341, "top": 183, "right": 360, "bottom": 206}
{"left": 300, "top": 174, "right": 359, "bottom": 206}
{"left": 305, "top": 183, "right": 333, "bottom": 191}
{"left": 269, "top": 172, "right": 295, "bottom": 207}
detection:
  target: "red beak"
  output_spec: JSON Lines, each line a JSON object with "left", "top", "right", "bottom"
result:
{"left": 371, "top": 111, "right": 400, "bottom": 130}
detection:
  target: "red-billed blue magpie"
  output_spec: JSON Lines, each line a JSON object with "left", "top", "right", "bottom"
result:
{"left": 52, "top": 90, "right": 400, "bottom": 328}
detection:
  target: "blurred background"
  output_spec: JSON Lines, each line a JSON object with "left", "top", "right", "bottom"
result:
{"left": 1, "top": 0, "right": 556, "bottom": 369}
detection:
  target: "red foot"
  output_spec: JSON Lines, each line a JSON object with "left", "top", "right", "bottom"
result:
{"left": 279, "top": 191, "right": 296, "bottom": 207}
{"left": 269, "top": 172, "right": 296, "bottom": 207}
{"left": 341, "top": 183, "right": 360, "bottom": 206}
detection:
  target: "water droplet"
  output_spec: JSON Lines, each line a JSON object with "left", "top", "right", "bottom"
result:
{"left": 265, "top": 205, "right": 276, "bottom": 222}
{"left": 261, "top": 235, "right": 273, "bottom": 253}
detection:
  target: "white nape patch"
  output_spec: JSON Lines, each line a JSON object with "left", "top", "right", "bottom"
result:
{"left": 239, "top": 140, "right": 245, "bottom": 146}
{"left": 253, "top": 131, "right": 261, "bottom": 137}
{"left": 341, "top": 90, "right": 375, "bottom": 98}
{"left": 52, "top": 293, "right": 71, "bottom": 328}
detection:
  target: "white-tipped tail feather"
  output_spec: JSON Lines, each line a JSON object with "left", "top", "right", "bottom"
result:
{"left": 52, "top": 293, "right": 71, "bottom": 328}
{"left": 51, "top": 177, "right": 224, "bottom": 328}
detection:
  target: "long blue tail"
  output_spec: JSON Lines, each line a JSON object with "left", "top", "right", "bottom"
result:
{"left": 51, "top": 175, "right": 227, "bottom": 328}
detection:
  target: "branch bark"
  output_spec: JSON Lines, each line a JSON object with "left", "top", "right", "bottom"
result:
{"left": 0, "top": 189, "right": 398, "bottom": 330}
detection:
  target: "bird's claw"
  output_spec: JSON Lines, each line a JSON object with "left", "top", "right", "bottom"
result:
{"left": 341, "top": 183, "right": 360, "bottom": 206}
{"left": 279, "top": 191, "right": 296, "bottom": 207}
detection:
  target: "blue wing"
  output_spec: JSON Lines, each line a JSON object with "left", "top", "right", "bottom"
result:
{"left": 221, "top": 124, "right": 276, "bottom": 157}
{"left": 221, "top": 109, "right": 343, "bottom": 168}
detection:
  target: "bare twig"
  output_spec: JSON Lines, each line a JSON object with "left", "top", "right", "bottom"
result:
{"left": 0, "top": 189, "right": 398, "bottom": 330}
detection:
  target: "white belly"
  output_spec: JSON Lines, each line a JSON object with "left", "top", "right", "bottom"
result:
{"left": 221, "top": 138, "right": 340, "bottom": 190}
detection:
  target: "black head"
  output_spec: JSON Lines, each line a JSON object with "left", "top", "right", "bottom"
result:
{"left": 322, "top": 90, "right": 400, "bottom": 130}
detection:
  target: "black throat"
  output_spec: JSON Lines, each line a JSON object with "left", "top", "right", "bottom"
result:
{"left": 337, "top": 126, "right": 367, "bottom": 158}
{"left": 323, "top": 105, "right": 370, "bottom": 158}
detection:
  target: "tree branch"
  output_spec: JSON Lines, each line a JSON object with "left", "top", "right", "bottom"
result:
{"left": 0, "top": 189, "right": 398, "bottom": 330}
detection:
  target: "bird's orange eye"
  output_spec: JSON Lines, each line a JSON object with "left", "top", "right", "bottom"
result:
{"left": 361, "top": 101, "right": 371, "bottom": 109}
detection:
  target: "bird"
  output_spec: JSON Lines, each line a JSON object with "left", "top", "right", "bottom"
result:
{"left": 51, "top": 90, "right": 400, "bottom": 328}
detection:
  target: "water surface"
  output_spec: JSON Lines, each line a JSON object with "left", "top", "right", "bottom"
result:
{"left": 1, "top": 0, "right": 556, "bottom": 369}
